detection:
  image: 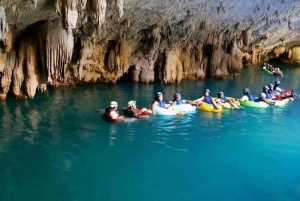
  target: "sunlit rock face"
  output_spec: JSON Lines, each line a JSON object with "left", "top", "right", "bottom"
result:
{"left": 0, "top": 0, "right": 300, "bottom": 99}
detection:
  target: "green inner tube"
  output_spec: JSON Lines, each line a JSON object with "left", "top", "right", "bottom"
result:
{"left": 238, "top": 100, "right": 269, "bottom": 108}
{"left": 263, "top": 68, "right": 274, "bottom": 75}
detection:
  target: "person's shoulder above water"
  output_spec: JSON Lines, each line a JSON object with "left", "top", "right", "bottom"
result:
{"left": 103, "top": 101, "right": 125, "bottom": 122}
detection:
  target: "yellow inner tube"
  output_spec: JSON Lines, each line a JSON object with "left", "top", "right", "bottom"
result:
{"left": 197, "top": 102, "right": 223, "bottom": 112}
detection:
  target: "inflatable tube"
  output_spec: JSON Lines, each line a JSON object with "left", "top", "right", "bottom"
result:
{"left": 175, "top": 104, "right": 196, "bottom": 112}
{"left": 197, "top": 102, "right": 223, "bottom": 112}
{"left": 263, "top": 68, "right": 274, "bottom": 75}
{"left": 263, "top": 68, "right": 281, "bottom": 76}
{"left": 238, "top": 100, "right": 269, "bottom": 108}
{"left": 154, "top": 107, "right": 177, "bottom": 115}
{"left": 239, "top": 98, "right": 289, "bottom": 108}
{"left": 283, "top": 89, "right": 292, "bottom": 96}
{"left": 274, "top": 98, "right": 289, "bottom": 106}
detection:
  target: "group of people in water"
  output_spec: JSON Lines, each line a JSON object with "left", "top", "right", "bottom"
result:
{"left": 262, "top": 63, "right": 284, "bottom": 76}
{"left": 103, "top": 80, "right": 296, "bottom": 122}
{"left": 240, "top": 80, "right": 295, "bottom": 105}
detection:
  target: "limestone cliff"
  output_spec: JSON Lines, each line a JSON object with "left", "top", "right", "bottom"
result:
{"left": 0, "top": 0, "right": 300, "bottom": 99}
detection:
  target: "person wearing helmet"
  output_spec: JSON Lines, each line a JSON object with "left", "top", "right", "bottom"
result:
{"left": 274, "top": 80, "right": 291, "bottom": 96}
{"left": 271, "top": 81, "right": 295, "bottom": 101}
{"left": 215, "top": 91, "right": 242, "bottom": 109}
{"left": 152, "top": 92, "right": 185, "bottom": 115}
{"left": 239, "top": 88, "right": 256, "bottom": 101}
{"left": 268, "top": 83, "right": 277, "bottom": 94}
{"left": 254, "top": 86, "right": 275, "bottom": 105}
{"left": 188, "top": 89, "right": 219, "bottom": 109}
{"left": 124, "top": 100, "right": 152, "bottom": 119}
{"left": 171, "top": 93, "right": 184, "bottom": 106}
{"left": 103, "top": 101, "right": 125, "bottom": 122}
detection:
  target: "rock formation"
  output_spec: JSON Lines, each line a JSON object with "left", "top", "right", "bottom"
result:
{"left": 0, "top": 0, "right": 300, "bottom": 99}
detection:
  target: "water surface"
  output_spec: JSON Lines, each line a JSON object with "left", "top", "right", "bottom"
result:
{"left": 1, "top": 63, "right": 300, "bottom": 201}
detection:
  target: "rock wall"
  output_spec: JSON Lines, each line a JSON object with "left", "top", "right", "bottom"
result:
{"left": 0, "top": 0, "right": 300, "bottom": 99}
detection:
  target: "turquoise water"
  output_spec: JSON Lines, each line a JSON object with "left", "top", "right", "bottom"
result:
{"left": 1, "top": 64, "right": 300, "bottom": 201}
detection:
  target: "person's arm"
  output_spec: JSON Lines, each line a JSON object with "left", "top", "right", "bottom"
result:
{"left": 210, "top": 97, "right": 219, "bottom": 109}
{"left": 110, "top": 111, "right": 125, "bottom": 122}
{"left": 215, "top": 98, "right": 226, "bottom": 108}
{"left": 261, "top": 93, "right": 274, "bottom": 105}
{"left": 193, "top": 96, "right": 204, "bottom": 103}
{"left": 133, "top": 109, "right": 150, "bottom": 119}
{"left": 262, "top": 96, "right": 274, "bottom": 105}
{"left": 152, "top": 101, "right": 158, "bottom": 115}
{"left": 171, "top": 100, "right": 177, "bottom": 106}
{"left": 165, "top": 103, "right": 171, "bottom": 108}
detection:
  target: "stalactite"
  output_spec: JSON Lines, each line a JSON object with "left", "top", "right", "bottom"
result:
{"left": 163, "top": 48, "right": 183, "bottom": 84}
{"left": 0, "top": 51, "right": 15, "bottom": 95}
{"left": 87, "top": 0, "right": 107, "bottom": 26}
{"left": 55, "top": 0, "right": 79, "bottom": 31}
{"left": 107, "top": 49, "right": 116, "bottom": 71}
{"left": 66, "top": 7, "right": 79, "bottom": 31}
{"left": 23, "top": 43, "right": 39, "bottom": 98}
{"left": 178, "top": 43, "right": 193, "bottom": 78}
{"left": 273, "top": 45, "right": 286, "bottom": 57}
{"left": 45, "top": 19, "right": 74, "bottom": 83}
{"left": 149, "top": 25, "right": 161, "bottom": 65}
{"left": 78, "top": 0, "right": 88, "bottom": 9}
{"left": 210, "top": 47, "right": 224, "bottom": 78}
{"left": 242, "top": 27, "right": 251, "bottom": 46}
{"left": 288, "top": 46, "right": 300, "bottom": 62}
{"left": 229, "top": 40, "right": 243, "bottom": 73}
{"left": 107, "top": 40, "right": 131, "bottom": 74}
{"left": 12, "top": 59, "right": 25, "bottom": 98}
{"left": 0, "top": 48, "right": 5, "bottom": 73}
{"left": 114, "top": 0, "right": 124, "bottom": 20}
{"left": 0, "top": 7, "right": 8, "bottom": 45}
{"left": 33, "top": 0, "right": 39, "bottom": 8}
{"left": 119, "top": 39, "right": 131, "bottom": 72}
{"left": 55, "top": 0, "right": 63, "bottom": 16}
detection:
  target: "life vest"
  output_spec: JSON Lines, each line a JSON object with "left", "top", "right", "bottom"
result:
{"left": 265, "top": 92, "right": 273, "bottom": 99}
{"left": 174, "top": 99, "right": 184, "bottom": 105}
{"left": 204, "top": 95, "right": 212, "bottom": 104}
{"left": 255, "top": 93, "right": 270, "bottom": 102}
{"left": 103, "top": 108, "right": 119, "bottom": 121}
{"left": 271, "top": 90, "right": 279, "bottom": 95}
{"left": 254, "top": 96, "right": 263, "bottom": 102}
{"left": 220, "top": 97, "right": 228, "bottom": 103}
{"left": 157, "top": 100, "right": 166, "bottom": 108}
{"left": 247, "top": 94, "right": 256, "bottom": 101}
{"left": 137, "top": 108, "right": 149, "bottom": 115}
